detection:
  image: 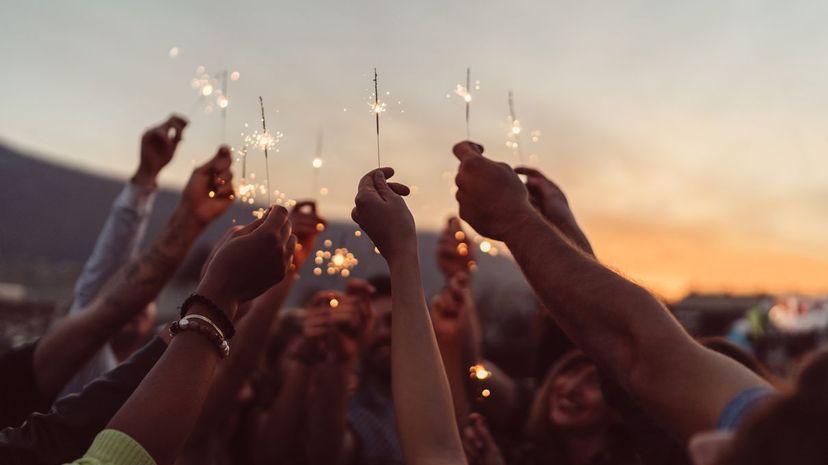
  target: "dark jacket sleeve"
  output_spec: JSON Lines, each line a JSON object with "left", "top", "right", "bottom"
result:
{"left": 0, "top": 336, "right": 166, "bottom": 465}
{"left": 0, "top": 341, "right": 52, "bottom": 430}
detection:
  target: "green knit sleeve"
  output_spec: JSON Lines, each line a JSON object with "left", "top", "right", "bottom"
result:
{"left": 64, "top": 429, "right": 156, "bottom": 465}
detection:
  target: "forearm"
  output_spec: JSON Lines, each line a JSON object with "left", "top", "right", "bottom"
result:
{"left": 257, "top": 363, "right": 313, "bottom": 462}
{"left": 72, "top": 182, "right": 157, "bottom": 311}
{"left": 388, "top": 249, "right": 466, "bottom": 465}
{"left": 306, "top": 360, "right": 355, "bottom": 465}
{"left": 503, "top": 213, "right": 767, "bottom": 437}
{"left": 436, "top": 337, "right": 472, "bottom": 422}
{"left": 188, "top": 274, "right": 296, "bottom": 441}
{"left": 107, "top": 328, "right": 220, "bottom": 465}
{"left": 34, "top": 206, "right": 204, "bottom": 400}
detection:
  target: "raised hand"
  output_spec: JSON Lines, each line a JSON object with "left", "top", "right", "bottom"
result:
{"left": 430, "top": 272, "right": 474, "bottom": 342}
{"left": 453, "top": 142, "right": 536, "bottom": 241}
{"left": 288, "top": 200, "right": 326, "bottom": 269}
{"left": 197, "top": 206, "right": 296, "bottom": 318}
{"left": 436, "top": 217, "right": 475, "bottom": 278}
{"left": 181, "top": 146, "right": 235, "bottom": 224}
{"left": 133, "top": 115, "right": 188, "bottom": 186}
{"left": 351, "top": 167, "right": 413, "bottom": 263}
{"left": 514, "top": 166, "right": 594, "bottom": 256}
{"left": 303, "top": 279, "right": 376, "bottom": 362}
{"left": 461, "top": 413, "right": 506, "bottom": 465}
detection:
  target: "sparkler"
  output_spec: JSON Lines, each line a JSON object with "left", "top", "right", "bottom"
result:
{"left": 450, "top": 68, "right": 479, "bottom": 139}
{"left": 219, "top": 71, "right": 229, "bottom": 143}
{"left": 371, "top": 68, "right": 384, "bottom": 168}
{"left": 465, "top": 68, "right": 471, "bottom": 139}
{"left": 189, "top": 66, "right": 237, "bottom": 128}
{"left": 259, "top": 96, "right": 272, "bottom": 204}
{"left": 507, "top": 90, "right": 525, "bottom": 163}
{"left": 313, "top": 246, "right": 359, "bottom": 278}
{"left": 312, "top": 128, "right": 324, "bottom": 197}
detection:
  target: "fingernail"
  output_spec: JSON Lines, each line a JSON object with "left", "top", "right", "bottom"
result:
{"left": 471, "top": 143, "right": 484, "bottom": 153}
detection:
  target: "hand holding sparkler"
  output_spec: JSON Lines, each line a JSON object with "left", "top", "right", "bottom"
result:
{"left": 436, "top": 216, "right": 476, "bottom": 278}
{"left": 133, "top": 114, "right": 188, "bottom": 186}
{"left": 288, "top": 200, "right": 326, "bottom": 269}
{"left": 430, "top": 272, "right": 476, "bottom": 345}
{"left": 181, "top": 146, "right": 236, "bottom": 224}
{"left": 461, "top": 413, "right": 506, "bottom": 465}
{"left": 453, "top": 141, "right": 536, "bottom": 241}
{"left": 303, "top": 280, "right": 376, "bottom": 362}
{"left": 351, "top": 168, "right": 413, "bottom": 263}
{"left": 198, "top": 205, "right": 297, "bottom": 315}
{"left": 514, "top": 167, "right": 594, "bottom": 256}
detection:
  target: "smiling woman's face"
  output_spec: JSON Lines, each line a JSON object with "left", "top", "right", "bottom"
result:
{"left": 547, "top": 364, "right": 610, "bottom": 432}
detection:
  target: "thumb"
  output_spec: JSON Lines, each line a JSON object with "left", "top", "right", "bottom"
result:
{"left": 373, "top": 169, "right": 396, "bottom": 199}
{"left": 452, "top": 141, "right": 485, "bottom": 163}
{"left": 260, "top": 205, "right": 289, "bottom": 235}
{"left": 195, "top": 146, "right": 231, "bottom": 174}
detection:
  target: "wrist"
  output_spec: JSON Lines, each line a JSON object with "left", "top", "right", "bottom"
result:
{"left": 132, "top": 166, "right": 159, "bottom": 187}
{"left": 194, "top": 283, "right": 239, "bottom": 321}
{"left": 385, "top": 242, "right": 419, "bottom": 270}
{"left": 501, "top": 207, "right": 544, "bottom": 245}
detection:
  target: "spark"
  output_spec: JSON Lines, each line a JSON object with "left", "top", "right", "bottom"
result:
{"left": 450, "top": 68, "right": 479, "bottom": 139}
{"left": 470, "top": 364, "right": 492, "bottom": 380}
{"left": 313, "top": 246, "right": 358, "bottom": 278}
{"left": 168, "top": 47, "right": 179, "bottom": 58}
{"left": 507, "top": 90, "right": 524, "bottom": 163}
{"left": 371, "top": 68, "right": 383, "bottom": 168}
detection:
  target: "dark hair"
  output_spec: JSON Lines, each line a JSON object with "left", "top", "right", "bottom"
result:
{"left": 519, "top": 350, "right": 638, "bottom": 465}
{"left": 367, "top": 274, "right": 391, "bottom": 298}
{"left": 718, "top": 349, "right": 828, "bottom": 465}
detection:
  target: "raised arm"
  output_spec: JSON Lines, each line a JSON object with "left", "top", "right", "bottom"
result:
{"left": 33, "top": 146, "right": 235, "bottom": 402}
{"left": 452, "top": 142, "right": 769, "bottom": 440}
{"left": 352, "top": 168, "right": 466, "bottom": 465}
{"left": 71, "top": 115, "right": 187, "bottom": 311}
{"left": 179, "top": 201, "right": 325, "bottom": 462}
{"left": 97, "top": 205, "right": 296, "bottom": 465}
{"left": 62, "top": 115, "right": 187, "bottom": 396}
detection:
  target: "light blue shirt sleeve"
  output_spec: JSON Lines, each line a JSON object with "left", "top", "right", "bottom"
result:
{"left": 717, "top": 386, "right": 774, "bottom": 430}
{"left": 59, "top": 182, "right": 157, "bottom": 398}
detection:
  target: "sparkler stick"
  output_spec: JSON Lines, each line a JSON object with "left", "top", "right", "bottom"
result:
{"left": 259, "top": 96, "right": 272, "bottom": 204}
{"left": 465, "top": 67, "right": 471, "bottom": 139}
{"left": 508, "top": 90, "right": 525, "bottom": 163}
{"left": 373, "top": 68, "right": 381, "bottom": 168}
{"left": 312, "top": 128, "right": 324, "bottom": 198}
{"left": 220, "top": 71, "right": 228, "bottom": 143}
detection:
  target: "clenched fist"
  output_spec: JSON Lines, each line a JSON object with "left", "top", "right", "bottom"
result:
{"left": 453, "top": 142, "right": 536, "bottom": 241}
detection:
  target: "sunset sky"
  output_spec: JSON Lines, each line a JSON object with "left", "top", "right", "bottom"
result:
{"left": 1, "top": 0, "right": 826, "bottom": 299}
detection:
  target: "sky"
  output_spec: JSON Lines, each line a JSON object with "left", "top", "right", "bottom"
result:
{"left": 1, "top": 0, "right": 827, "bottom": 299}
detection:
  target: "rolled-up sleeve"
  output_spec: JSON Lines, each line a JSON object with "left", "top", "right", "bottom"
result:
{"left": 61, "top": 182, "right": 157, "bottom": 397}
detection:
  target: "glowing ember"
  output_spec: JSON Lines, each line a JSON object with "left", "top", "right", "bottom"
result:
{"left": 470, "top": 364, "right": 492, "bottom": 380}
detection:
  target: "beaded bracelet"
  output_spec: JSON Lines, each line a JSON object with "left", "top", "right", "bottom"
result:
{"left": 179, "top": 293, "right": 235, "bottom": 340}
{"left": 170, "top": 315, "right": 230, "bottom": 358}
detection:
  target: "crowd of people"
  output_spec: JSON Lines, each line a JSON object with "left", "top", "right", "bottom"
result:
{"left": 0, "top": 114, "right": 826, "bottom": 465}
